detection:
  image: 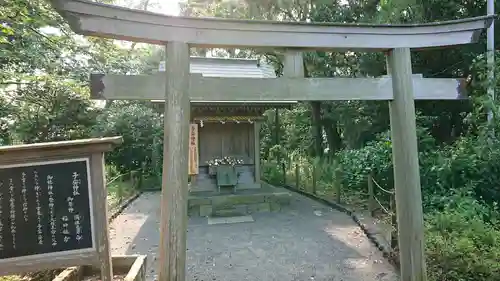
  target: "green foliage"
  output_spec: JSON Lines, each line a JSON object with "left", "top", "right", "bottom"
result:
{"left": 336, "top": 114, "right": 437, "bottom": 194}
{"left": 0, "top": 0, "right": 161, "bottom": 189}
{"left": 338, "top": 134, "right": 392, "bottom": 190}
{"left": 92, "top": 102, "right": 163, "bottom": 176}
{"left": 105, "top": 165, "right": 137, "bottom": 209}
{"left": 261, "top": 159, "right": 285, "bottom": 186}
{"left": 10, "top": 77, "right": 99, "bottom": 143}
{"left": 425, "top": 135, "right": 500, "bottom": 208}
{"left": 0, "top": 95, "right": 12, "bottom": 145}
{"left": 425, "top": 190, "right": 500, "bottom": 281}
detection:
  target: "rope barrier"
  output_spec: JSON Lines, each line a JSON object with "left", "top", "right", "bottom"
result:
{"left": 374, "top": 195, "right": 391, "bottom": 215}
{"left": 372, "top": 178, "right": 394, "bottom": 194}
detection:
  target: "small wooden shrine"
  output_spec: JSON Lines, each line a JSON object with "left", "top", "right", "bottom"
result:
{"left": 155, "top": 57, "right": 294, "bottom": 193}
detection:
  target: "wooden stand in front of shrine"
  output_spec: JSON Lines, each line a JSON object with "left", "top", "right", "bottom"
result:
{"left": 0, "top": 137, "right": 122, "bottom": 281}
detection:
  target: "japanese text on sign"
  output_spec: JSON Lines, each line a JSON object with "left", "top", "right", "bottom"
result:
{"left": 0, "top": 159, "right": 94, "bottom": 260}
{"left": 188, "top": 123, "right": 199, "bottom": 175}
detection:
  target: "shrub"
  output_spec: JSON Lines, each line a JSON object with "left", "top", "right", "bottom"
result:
{"left": 425, "top": 190, "right": 500, "bottom": 281}
{"left": 92, "top": 102, "right": 163, "bottom": 176}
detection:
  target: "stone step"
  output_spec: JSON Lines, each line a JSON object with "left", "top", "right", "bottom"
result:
{"left": 195, "top": 202, "right": 278, "bottom": 217}
{"left": 187, "top": 187, "right": 292, "bottom": 217}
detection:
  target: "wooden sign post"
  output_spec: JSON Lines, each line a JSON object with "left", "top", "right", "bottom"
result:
{"left": 0, "top": 137, "right": 122, "bottom": 281}
{"left": 188, "top": 123, "right": 199, "bottom": 176}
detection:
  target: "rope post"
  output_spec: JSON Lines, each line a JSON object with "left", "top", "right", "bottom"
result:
{"left": 130, "top": 170, "right": 137, "bottom": 189}
{"left": 368, "top": 170, "right": 375, "bottom": 216}
{"left": 282, "top": 161, "right": 286, "bottom": 185}
{"left": 312, "top": 161, "right": 317, "bottom": 195}
{"left": 117, "top": 174, "right": 124, "bottom": 204}
{"left": 136, "top": 170, "right": 144, "bottom": 190}
{"left": 295, "top": 163, "right": 300, "bottom": 189}
{"left": 335, "top": 165, "right": 341, "bottom": 204}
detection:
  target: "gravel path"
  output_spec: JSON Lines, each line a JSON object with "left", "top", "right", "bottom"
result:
{"left": 109, "top": 191, "right": 398, "bottom": 281}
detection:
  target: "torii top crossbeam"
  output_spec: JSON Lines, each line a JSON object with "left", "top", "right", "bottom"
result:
{"left": 51, "top": 0, "right": 493, "bottom": 50}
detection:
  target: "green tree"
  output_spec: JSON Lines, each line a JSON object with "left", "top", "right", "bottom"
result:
{"left": 92, "top": 102, "right": 163, "bottom": 175}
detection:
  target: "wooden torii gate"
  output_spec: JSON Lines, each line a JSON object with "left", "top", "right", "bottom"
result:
{"left": 49, "top": 1, "right": 493, "bottom": 280}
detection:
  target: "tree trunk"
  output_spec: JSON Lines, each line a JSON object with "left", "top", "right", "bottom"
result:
{"left": 323, "top": 119, "right": 342, "bottom": 157}
{"left": 274, "top": 108, "right": 280, "bottom": 146}
{"left": 311, "top": 101, "right": 323, "bottom": 157}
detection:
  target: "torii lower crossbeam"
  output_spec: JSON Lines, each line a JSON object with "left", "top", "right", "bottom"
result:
{"left": 90, "top": 74, "right": 467, "bottom": 101}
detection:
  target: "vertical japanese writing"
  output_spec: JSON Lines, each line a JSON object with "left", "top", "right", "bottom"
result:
{"left": 0, "top": 182, "right": 3, "bottom": 251}
{"left": 74, "top": 214, "right": 82, "bottom": 242}
{"left": 72, "top": 172, "right": 80, "bottom": 196}
{"left": 72, "top": 172, "right": 83, "bottom": 242}
{"left": 21, "top": 172, "right": 28, "bottom": 222}
{"left": 190, "top": 125, "right": 196, "bottom": 146}
{"left": 67, "top": 196, "right": 74, "bottom": 213}
{"left": 0, "top": 160, "right": 93, "bottom": 258}
{"left": 47, "top": 175, "right": 57, "bottom": 247}
{"left": 65, "top": 196, "right": 74, "bottom": 242}
{"left": 61, "top": 216, "right": 71, "bottom": 243}
{"left": 34, "top": 171, "right": 43, "bottom": 245}
{"left": 8, "top": 178, "right": 16, "bottom": 249}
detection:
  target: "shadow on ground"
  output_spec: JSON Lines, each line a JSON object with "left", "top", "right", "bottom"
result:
{"left": 109, "top": 191, "right": 398, "bottom": 281}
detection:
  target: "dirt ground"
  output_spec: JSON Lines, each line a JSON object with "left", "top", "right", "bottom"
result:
{"left": 109, "top": 191, "right": 398, "bottom": 281}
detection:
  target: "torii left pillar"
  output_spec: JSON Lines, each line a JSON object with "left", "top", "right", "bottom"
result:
{"left": 158, "top": 41, "right": 190, "bottom": 281}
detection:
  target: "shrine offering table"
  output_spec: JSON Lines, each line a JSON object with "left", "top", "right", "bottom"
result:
{"left": 215, "top": 165, "right": 238, "bottom": 193}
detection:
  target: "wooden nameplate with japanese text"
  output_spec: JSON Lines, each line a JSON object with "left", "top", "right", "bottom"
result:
{"left": 0, "top": 137, "right": 122, "bottom": 279}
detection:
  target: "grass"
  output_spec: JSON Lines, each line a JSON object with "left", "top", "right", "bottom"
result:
{"left": 107, "top": 179, "right": 136, "bottom": 212}
{"left": 0, "top": 276, "right": 22, "bottom": 281}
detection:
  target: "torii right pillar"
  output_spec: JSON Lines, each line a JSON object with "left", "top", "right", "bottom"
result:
{"left": 387, "top": 48, "right": 427, "bottom": 281}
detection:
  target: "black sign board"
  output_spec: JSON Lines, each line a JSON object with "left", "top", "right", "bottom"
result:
{"left": 0, "top": 159, "right": 94, "bottom": 260}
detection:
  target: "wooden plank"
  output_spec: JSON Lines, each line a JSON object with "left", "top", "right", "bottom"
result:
{"left": 387, "top": 48, "right": 427, "bottom": 281}
{"left": 0, "top": 137, "right": 123, "bottom": 166}
{"left": 124, "top": 255, "right": 147, "bottom": 281}
{"left": 89, "top": 153, "right": 113, "bottom": 281}
{"left": 0, "top": 137, "right": 123, "bottom": 153}
{"left": 51, "top": 0, "right": 493, "bottom": 50}
{"left": 0, "top": 249, "right": 97, "bottom": 276}
{"left": 90, "top": 74, "right": 467, "bottom": 101}
{"left": 158, "top": 41, "right": 190, "bottom": 281}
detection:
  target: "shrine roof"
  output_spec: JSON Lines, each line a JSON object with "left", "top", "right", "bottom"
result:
{"left": 152, "top": 57, "right": 294, "bottom": 107}
{"left": 160, "top": 57, "right": 276, "bottom": 79}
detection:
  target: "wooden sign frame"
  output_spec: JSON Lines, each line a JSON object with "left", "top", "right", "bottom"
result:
{"left": 0, "top": 137, "right": 122, "bottom": 280}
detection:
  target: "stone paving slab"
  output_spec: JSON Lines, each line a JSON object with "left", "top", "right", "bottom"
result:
{"left": 207, "top": 215, "right": 255, "bottom": 225}
{"left": 109, "top": 192, "right": 398, "bottom": 281}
